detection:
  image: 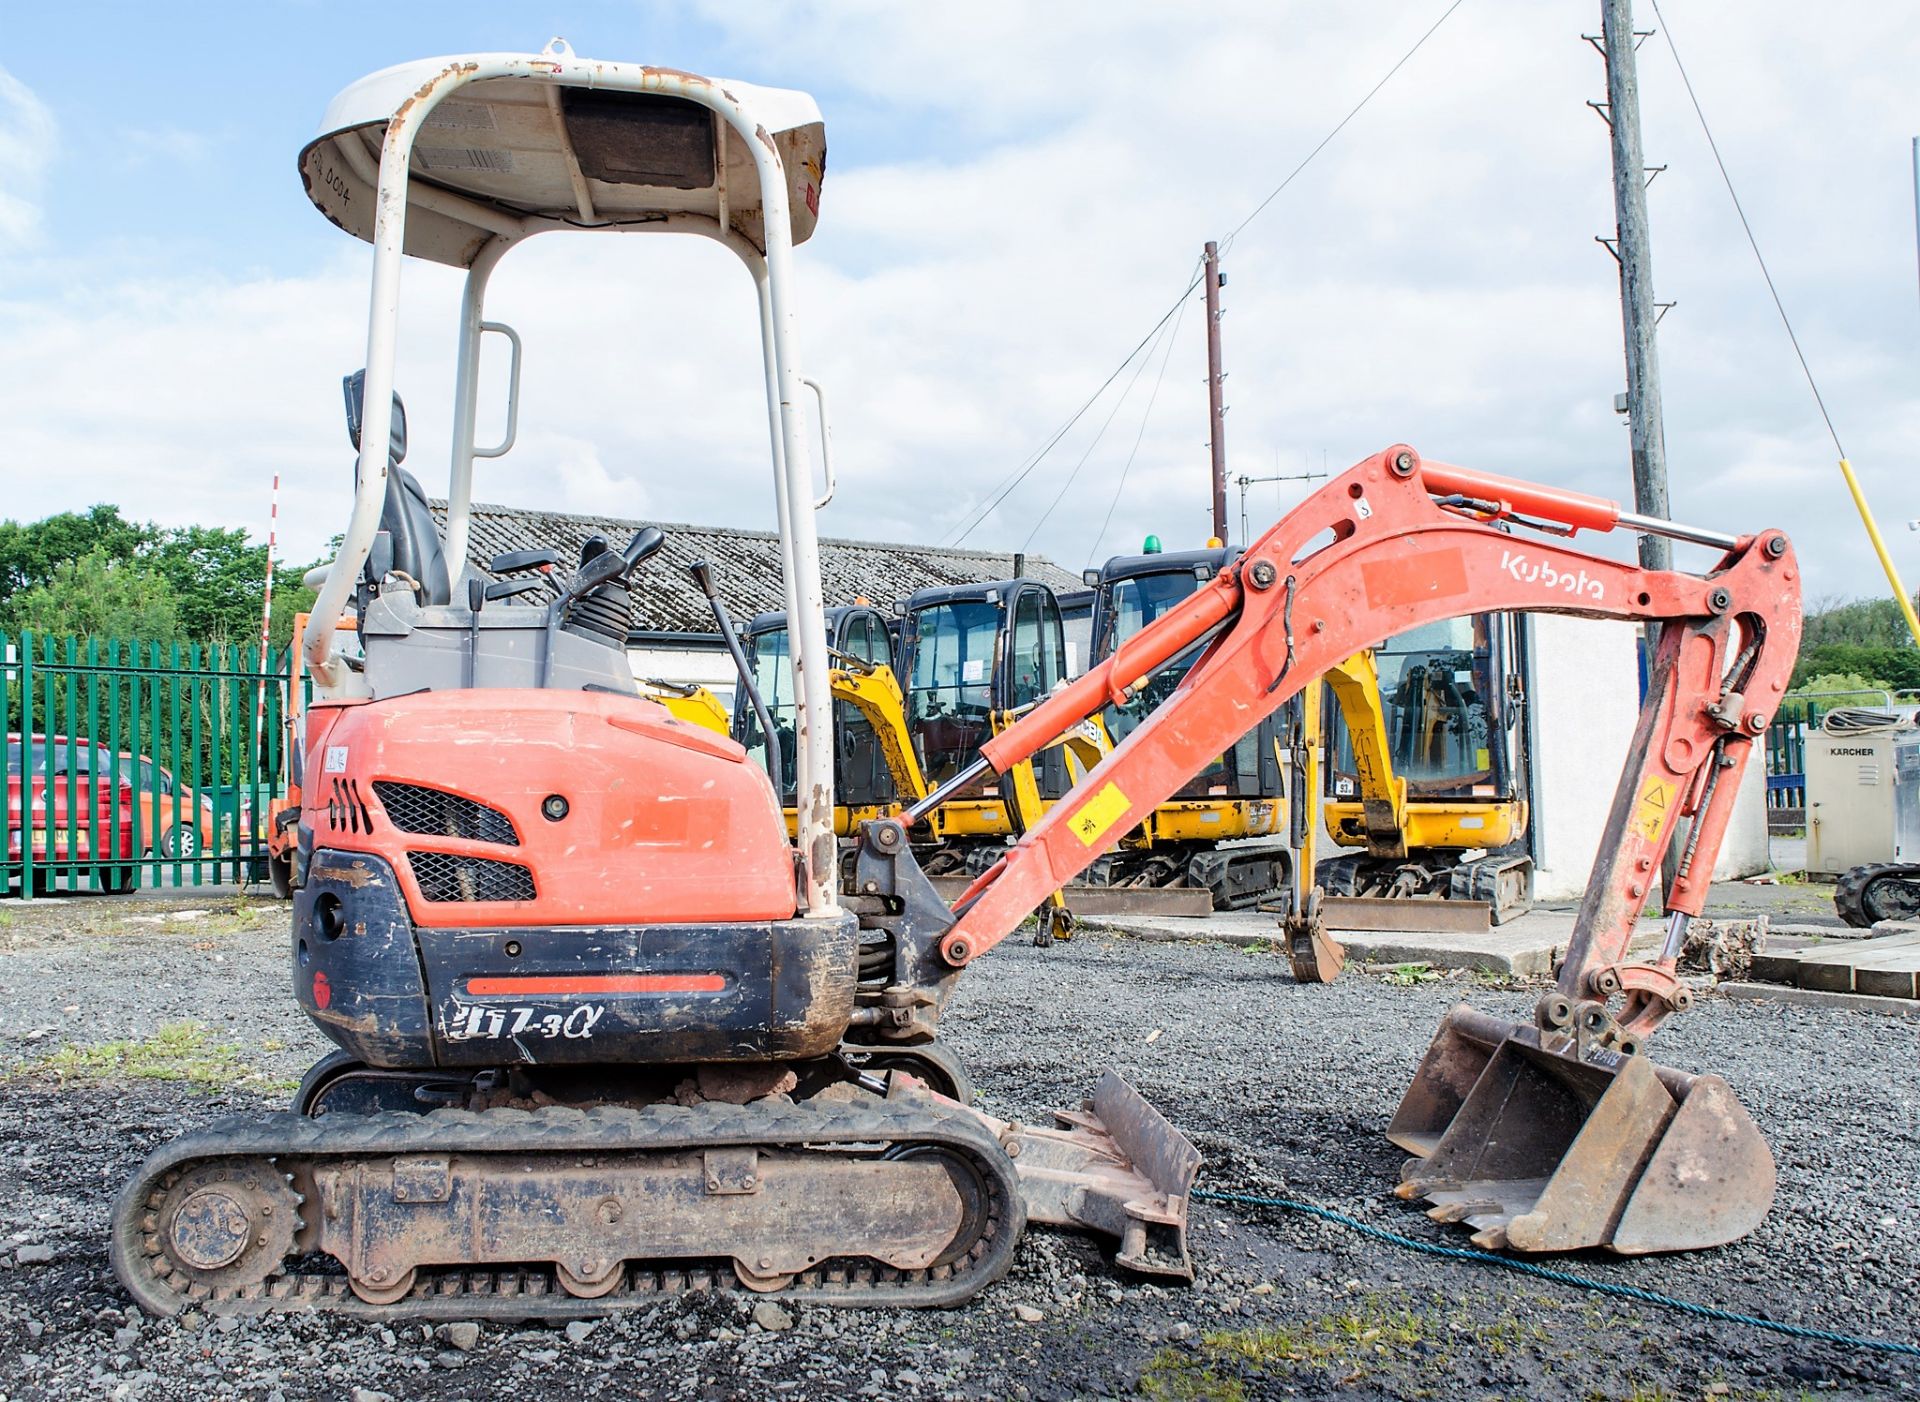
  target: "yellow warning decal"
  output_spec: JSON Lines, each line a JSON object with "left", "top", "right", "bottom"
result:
{"left": 1633, "top": 776, "right": 1674, "bottom": 844}
{"left": 1068, "top": 781, "right": 1134, "bottom": 848}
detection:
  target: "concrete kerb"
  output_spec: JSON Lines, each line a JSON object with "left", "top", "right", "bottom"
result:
{"left": 1076, "top": 906, "right": 1667, "bottom": 978}
{"left": 1716, "top": 981, "right": 1920, "bottom": 1019}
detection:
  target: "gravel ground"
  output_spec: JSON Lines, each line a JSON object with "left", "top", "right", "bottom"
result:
{"left": 0, "top": 891, "right": 1912, "bottom": 1401}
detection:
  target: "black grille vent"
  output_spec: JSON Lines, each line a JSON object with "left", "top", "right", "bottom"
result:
{"left": 407, "top": 851, "right": 536, "bottom": 903}
{"left": 326, "top": 778, "right": 374, "bottom": 834}
{"left": 374, "top": 782, "right": 519, "bottom": 846}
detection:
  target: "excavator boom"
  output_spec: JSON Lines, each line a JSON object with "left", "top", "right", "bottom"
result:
{"left": 937, "top": 444, "right": 1798, "bottom": 1254}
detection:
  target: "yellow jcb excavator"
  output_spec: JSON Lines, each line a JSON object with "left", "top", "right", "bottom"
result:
{"left": 1083, "top": 546, "right": 1534, "bottom": 932}
{"left": 1314, "top": 610, "right": 1535, "bottom": 929}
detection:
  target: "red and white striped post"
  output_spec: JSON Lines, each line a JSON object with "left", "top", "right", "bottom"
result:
{"left": 255, "top": 473, "right": 280, "bottom": 764}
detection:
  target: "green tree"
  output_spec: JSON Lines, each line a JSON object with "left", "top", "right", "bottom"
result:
{"left": 1791, "top": 642, "right": 1920, "bottom": 692}
{"left": 267, "top": 561, "right": 320, "bottom": 650}
{"left": 0, "top": 505, "right": 155, "bottom": 615}
{"left": 148, "top": 525, "right": 269, "bottom": 644}
{"left": 1801, "top": 594, "right": 1919, "bottom": 649}
{"left": 9, "top": 549, "right": 180, "bottom": 641}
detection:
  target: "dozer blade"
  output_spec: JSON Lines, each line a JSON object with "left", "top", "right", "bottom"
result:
{"left": 1388, "top": 1006, "right": 1775, "bottom": 1255}
{"left": 1320, "top": 894, "right": 1492, "bottom": 936}
{"left": 987, "top": 1070, "right": 1202, "bottom": 1280}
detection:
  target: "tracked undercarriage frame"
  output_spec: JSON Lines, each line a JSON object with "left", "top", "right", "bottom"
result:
{"left": 112, "top": 1067, "right": 1199, "bottom": 1318}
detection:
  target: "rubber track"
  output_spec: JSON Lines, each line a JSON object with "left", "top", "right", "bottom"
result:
{"left": 111, "top": 1095, "right": 1023, "bottom": 1319}
{"left": 1834, "top": 862, "right": 1920, "bottom": 929}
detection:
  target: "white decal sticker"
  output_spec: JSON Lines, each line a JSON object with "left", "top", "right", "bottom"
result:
{"left": 1354, "top": 496, "right": 1373, "bottom": 520}
{"left": 444, "top": 1002, "right": 606, "bottom": 1042}
{"left": 1500, "top": 549, "right": 1605, "bottom": 603}
{"left": 962, "top": 658, "right": 987, "bottom": 684}
{"left": 324, "top": 746, "right": 349, "bottom": 773}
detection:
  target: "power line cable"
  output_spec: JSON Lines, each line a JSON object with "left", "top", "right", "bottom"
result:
{"left": 1220, "top": 0, "right": 1468, "bottom": 254}
{"left": 1085, "top": 273, "right": 1200, "bottom": 568}
{"left": 942, "top": 0, "right": 1466, "bottom": 548}
{"left": 1020, "top": 290, "right": 1186, "bottom": 554}
{"left": 1647, "top": 0, "right": 1920, "bottom": 648}
{"left": 942, "top": 268, "right": 1203, "bottom": 547}
{"left": 1644, "top": 0, "right": 1843, "bottom": 459}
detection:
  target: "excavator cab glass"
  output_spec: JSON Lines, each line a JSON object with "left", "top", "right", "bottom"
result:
{"left": 1089, "top": 548, "right": 1284, "bottom": 802}
{"left": 907, "top": 598, "right": 1001, "bottom": 785}
{"left": 900, "top": 582, "right": 1069, "bottom": 794}
{"left": 739, "top": 622, "right": 798, "bottom": 795}
{"left": 1328, "top": 613, "right": 1519, "bottom": 799}
{"left": 736, "top": 605, "right": 895, "bottom": 808}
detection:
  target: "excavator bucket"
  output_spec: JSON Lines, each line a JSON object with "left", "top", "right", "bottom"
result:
{"left": 1388, "top": 1007, "right": 1774, "bottom": 1254}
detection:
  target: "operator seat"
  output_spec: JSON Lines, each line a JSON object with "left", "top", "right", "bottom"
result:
{"left": 378, "top": 464, "right": 452, "bottom": 607}
{"left": 344, "top": 369, "right": 451, "bottom": 607}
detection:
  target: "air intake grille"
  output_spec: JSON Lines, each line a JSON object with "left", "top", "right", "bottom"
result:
{"left": 407, "top": 851, "right": 536, "bottom": 903}
{"left": 374, "top": 783, "right": 519, "bottom": 846}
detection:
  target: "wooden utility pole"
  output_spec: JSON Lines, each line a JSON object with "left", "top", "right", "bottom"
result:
{"left": 1597, "top": 0, "right": 1682, "bottom": 902}
{"left": 1203, "top": 241, "right": 1228, "bottom": 544}
{"left": 1599, "top": 0, "right": 1670, "bottom": 573}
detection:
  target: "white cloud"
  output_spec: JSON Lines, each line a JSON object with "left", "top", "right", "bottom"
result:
{"left": 121, "top": 125, "right": 212, "bottom": 166}
{"left": 0, "top": 68, "right": 55, "bottom": 248}
{"left": 4, "top": 3, "right": 1919, "bottom": 609}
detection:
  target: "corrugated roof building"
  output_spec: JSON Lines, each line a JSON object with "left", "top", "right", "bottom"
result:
{"left": 434, "top": 500, "right": 1083, "bottom": 637}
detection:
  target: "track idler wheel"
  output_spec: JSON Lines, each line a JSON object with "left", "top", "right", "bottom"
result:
{"left": 883, "top": 1144, "right": 995, "bottom": 1268}
{"left": 732, "top": 1261, "right": 799, "bottom": 1293}
{"left": 555, "top": 1259, "right": 625, "bottom": 1299}
{"left": 349, "top": 1266, "right": 419, "bottom": 1305}
{"left": 146, "top": 1159, "right": 299, "bottom": 1302}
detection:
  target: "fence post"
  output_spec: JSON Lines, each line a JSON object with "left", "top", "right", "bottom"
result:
{"left": 19, "top": 634, "right": 34, "bottom": 901}
{"left": 1, "top": 633, "right": 13, "bottom": 897}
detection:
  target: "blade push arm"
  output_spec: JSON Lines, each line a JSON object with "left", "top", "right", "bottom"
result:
{"left": 949, "top": 445, "right": 1800, "bottom": 1040}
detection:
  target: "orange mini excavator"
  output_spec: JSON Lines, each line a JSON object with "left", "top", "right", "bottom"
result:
{"left": 113, "top": 47, "right": 1796, "bottom": 1321}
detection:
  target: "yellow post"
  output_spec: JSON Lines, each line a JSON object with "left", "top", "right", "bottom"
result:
{"left": 1836, "top": 458, "right": 1920, "bottom": 650}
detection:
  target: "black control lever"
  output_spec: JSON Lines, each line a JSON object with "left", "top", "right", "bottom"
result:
{"left": 488, "top": 547, "right": 558, "bottom": 575}
{"left": 484, "top": 578, "right": 543, "bottom": 602}
{"left": 622, "top": 527, "right": 665, "bottom": 570}
{"left": 465, "top": 577, "right": 485, "bottom": 688}
{"left": 691, "top": 560, "right": 783, "bottom": 793}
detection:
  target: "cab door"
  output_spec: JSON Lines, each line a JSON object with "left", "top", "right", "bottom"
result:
{"left": 1000, "top": 584, "right": 1070, "bottom": 795}
{"left": 833, "top": 607, "right": 895, "bottom": 809}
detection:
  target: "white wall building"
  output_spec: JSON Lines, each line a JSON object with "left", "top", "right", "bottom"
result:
{"left": 1529, "top": 615, "right": 1768, "bottom": 900}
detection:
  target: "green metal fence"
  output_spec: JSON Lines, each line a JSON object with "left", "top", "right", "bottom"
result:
{"left": 2, "top": 632, "right": 292, "bottom": 896}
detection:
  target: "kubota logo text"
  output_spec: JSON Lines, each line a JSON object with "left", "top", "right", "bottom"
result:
{"left": 1501, "top": 549, "right": 1604, "bottom": 603}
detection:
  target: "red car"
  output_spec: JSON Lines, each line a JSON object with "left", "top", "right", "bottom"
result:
{"left": 5, "top": 734, "right": 138, "bottom": 893}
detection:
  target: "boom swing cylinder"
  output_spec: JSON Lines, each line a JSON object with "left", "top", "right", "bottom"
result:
{"left": 926, "top": 443, "right": 1798, "bottom": 1255}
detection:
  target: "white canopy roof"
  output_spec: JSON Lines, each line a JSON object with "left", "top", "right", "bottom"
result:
{"left": 298, "top": 48, "right": 827, "bottom": 268}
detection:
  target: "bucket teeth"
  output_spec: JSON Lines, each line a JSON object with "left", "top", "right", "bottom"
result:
{"left": 1425, "top": 1200, "right": 1495, "bottom": 1224}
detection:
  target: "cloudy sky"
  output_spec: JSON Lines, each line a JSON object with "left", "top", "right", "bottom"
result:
{"left": 1, "top": 2, "right": 1916, "bottom": 607}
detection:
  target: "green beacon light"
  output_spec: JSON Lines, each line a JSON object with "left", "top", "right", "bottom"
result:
{"left": 1142, "top": 534, "right": 1163, "bottom": 555}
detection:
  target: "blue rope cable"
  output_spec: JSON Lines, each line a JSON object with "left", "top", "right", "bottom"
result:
{"left": 1189, "top": 1187, "right": 1920, "bottom": 1360}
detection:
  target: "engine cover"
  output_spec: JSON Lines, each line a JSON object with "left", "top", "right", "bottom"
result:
{"left": 300, "top": 688, "right": 798, "bottom": 927}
